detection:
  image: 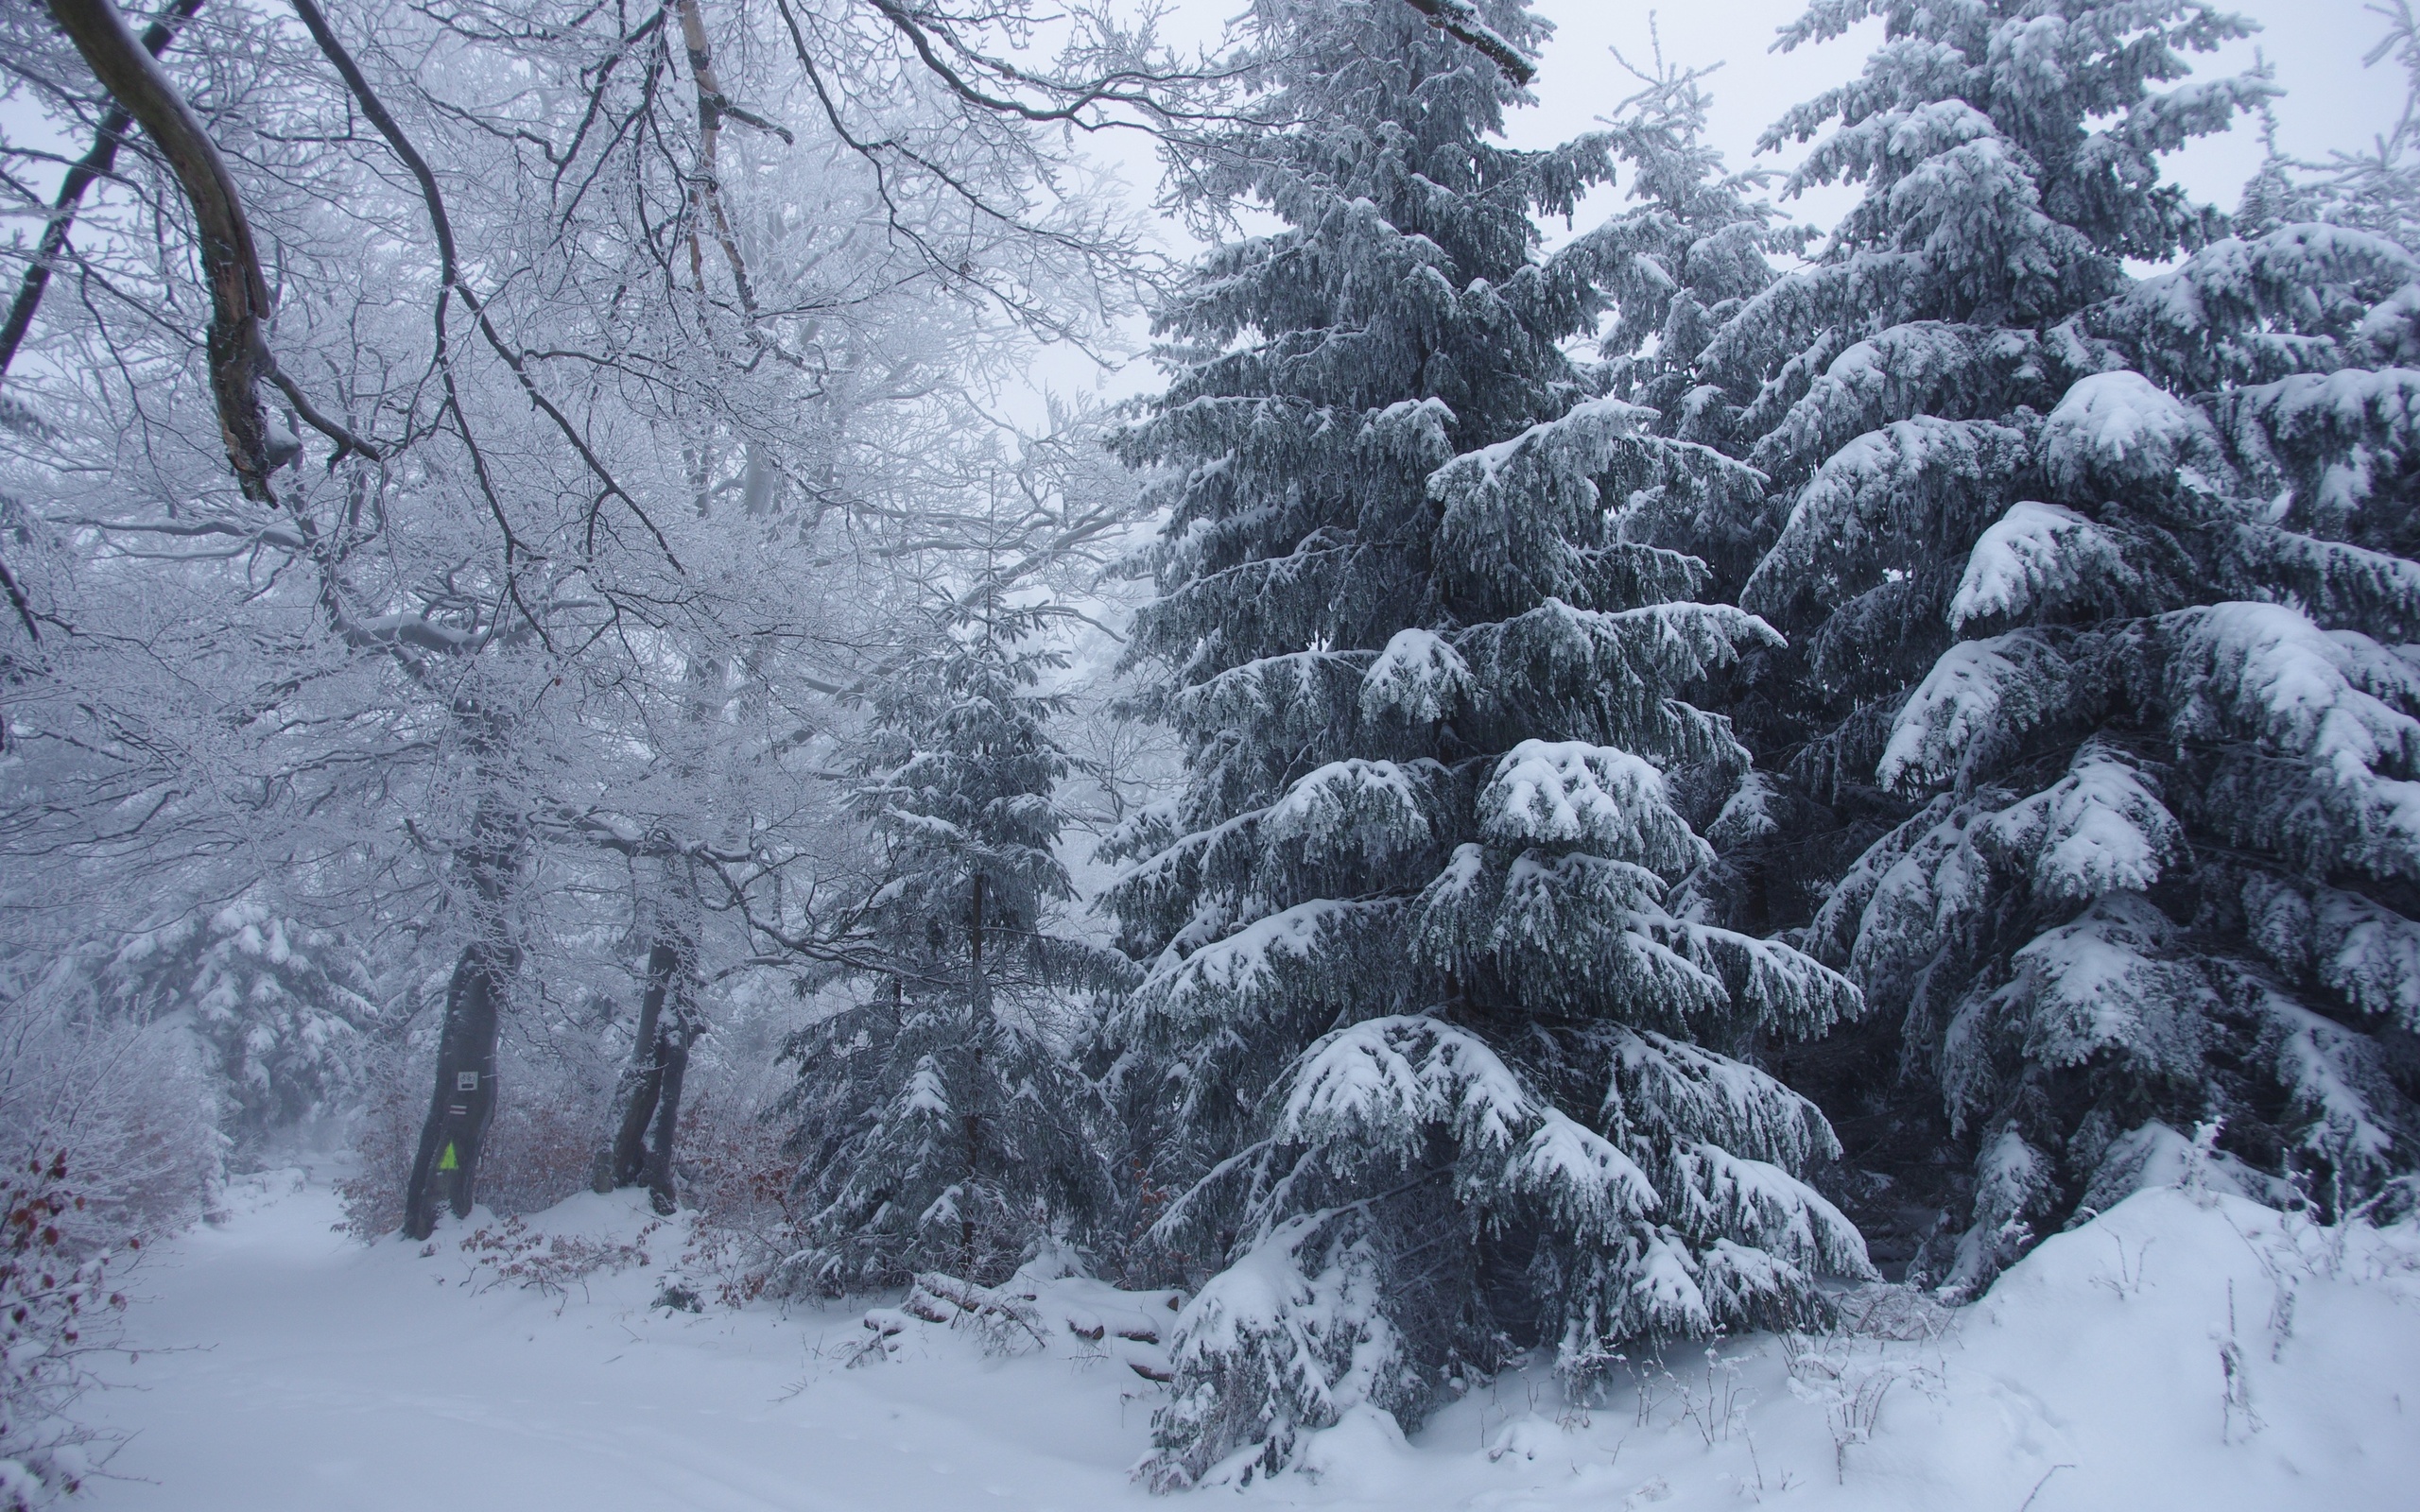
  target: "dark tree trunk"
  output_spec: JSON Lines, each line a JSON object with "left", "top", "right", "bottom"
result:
{"left": 403, "top": 940, "right": 506, "bottom": 1239}
{"left": 594, "top": 939, "right": 680, "bottom": 1193}
{"left": 596, "top": 855, "right": 700, "bottom": 1214}
{"left": 640, "top": 986, "right": 700, "bottom": 1216}
{"left": 0, "top": 0, "right": 205, "bottom": 382}
{"left": 402, "top": 790, "right": 521, "bottom": 1241}
{"left": 44, "top": 0, "right": 282, "bottom": 498}
{"left": 961, "top": 873, "right": 985, "bottom": 1271}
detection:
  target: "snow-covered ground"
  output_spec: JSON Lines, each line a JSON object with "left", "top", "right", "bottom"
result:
{"left": 78, "top": 1173, "right": 2420, "bottom": 1511}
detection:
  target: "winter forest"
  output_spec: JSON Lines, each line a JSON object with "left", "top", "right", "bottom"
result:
{"left": 3, "top": 0, "right": 2419, "bottom": 1506}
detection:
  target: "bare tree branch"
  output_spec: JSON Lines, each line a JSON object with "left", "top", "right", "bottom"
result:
{"left": 287, "top": 0, "right": 680, "bottom": 584}
{"left": 0, "top": 0, "right": 205, "bottom": 384}
{"left": 44, "top": 0, "right": 281, "bottom": 498}
{"left": 1399, "top": 0, "right": 1535, "bottom": 87}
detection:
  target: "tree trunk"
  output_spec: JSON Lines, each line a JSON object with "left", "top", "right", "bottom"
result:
{"left": 402, "top": 940, "right": 506, "bottom": 1239}
{"left": 640, "top": 981, "right": 700, "bottom": 1217}
{"left": 961, "top": 872, "right": 986, "bottom": 1272}
{"left": 44, "top": 0, "right": 282, "bottom": 498}
{"left": 596, "top": 856, "right": 700, "bottom": 1213}
{"left": 0, "top": 0, "right": 205, "bottom": 382}
{"left": 593, "top": 939, "right": 680, "bottom": 1193}
{"left": 402, "top": 792, "right": 521, "bottom": 1240}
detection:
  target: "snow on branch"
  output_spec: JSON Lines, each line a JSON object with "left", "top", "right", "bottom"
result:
{"left": 1984, "top": 743, "right": 2186, "bottom": 906}
{"left": 1478, "top": 740, "right": 1706, "bottom": 873}
{"left": 1398, "top": 0, "right": 1535, "bottom": 87}
{"left": 1950, "top": 501, "right": 2140, "bottom": 632}
{"left": 1999, "top": 894, "right": 2214, "bottom": 1081}
{"left": 2042, "top": 370, "right": 2226, "bottom": 499}
{"left": 1275, "top": 1015, "right": 1536, "bottom": 1165}
{"left": 1605, "top": 1028, "right": 1840, "bottom": 1172}
{"left": 1878, "top": 631, "right": 2073, "bottom": 792}
{"left": 1264, "top": 758, "right": 1449, "bottom": 868}
{"left": 2164, "top": 602, "right": 2420, "bottom": 801}
{"left": 1359, "top": 629, "right": 1473, "bottom": 725}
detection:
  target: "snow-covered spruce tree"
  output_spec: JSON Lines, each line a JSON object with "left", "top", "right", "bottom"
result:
{"left": 1588, "top": 56, "right": 1799, "bottom": 592}
{"left": 1571, "top": 54, "right": 1842, "bottom": 956}
{"left": 102, "top": 897, "right": 385, "bottom": 1160}
{"left": 1099, "top": 1, "right": 1867, "bottom": 1486}
{"left": 776, "top": 586, "right": 1119, "bottom": 1293}
{"left": 1706, "top": 0, "right": 2265, "bottom": 780}
{"left": 1706, "top": 1, "right": 2419, "bottom": 1290}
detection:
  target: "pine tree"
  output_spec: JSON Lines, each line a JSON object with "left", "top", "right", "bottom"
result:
{"left": 1705, "top": 0, "right": 2418, "bottom": 1292}
{"left": 1591, "top": 52, "right": 1799, "bottom": 586}
{"left": 105, "top": 896, "right": 385, "bottom": 1158}
{"left": 1100, "top": 2, "right": 1867, "bottom": 1486}
{"left": 777, "top": 584, "right": 1118, "bottom": 1293}
{"left": 1576, "top": 53, "right": 1831, "bottom": 953}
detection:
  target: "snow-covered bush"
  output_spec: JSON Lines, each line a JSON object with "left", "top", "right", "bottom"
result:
{"left": 0, "top": 992, "right": 214, "bottom": 1251}
{"left": 666, "top": 1091, "right": 805, "bottom": 1307}
{"left": 456, "top": 1211, "right": 662, "bottom": 1303}
{"left": 0, "top": 980, "right": 209, "bottom": 1506}
{"left": 1102, "top": 0, "right": 1871, "bottom": 1485}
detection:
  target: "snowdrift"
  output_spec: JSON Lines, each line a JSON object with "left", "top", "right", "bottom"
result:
{"left": 78, "top": 1171, "right": 2420, "bottom": 1510}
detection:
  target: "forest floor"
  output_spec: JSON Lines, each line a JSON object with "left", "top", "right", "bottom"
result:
{"left": 73, "top": 1170, "right": 2420, "bottom": 1512}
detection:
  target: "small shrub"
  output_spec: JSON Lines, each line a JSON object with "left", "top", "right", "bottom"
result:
{"left": 0, "top": 1153, "right": 138, "bottom": 1509}
{"left": 670, "top": 1095, "right": 803, "bottom": 1307}
{"left": 457, "top": 1213, "right": 661, "bottom": 1306}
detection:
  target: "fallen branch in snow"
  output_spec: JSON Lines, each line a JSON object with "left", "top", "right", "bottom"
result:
{"left": 911, "top": 1271, "right": 1049, "bottom": 1349}
{"left": 853, "top": 1272, "right": 1056, "bottom": 1359}
{"left": 2016, "top": 1463, "right": 2076, "bottom": 1512}
{"left": 849, "top": 1309, "right": 907, "bottom": 1367}
{"left": 850, "top": 1269, "right": 1184, "bottom": 1381}
{"left": 457, "top": 1216, "right": 664, "bottom": 1309}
